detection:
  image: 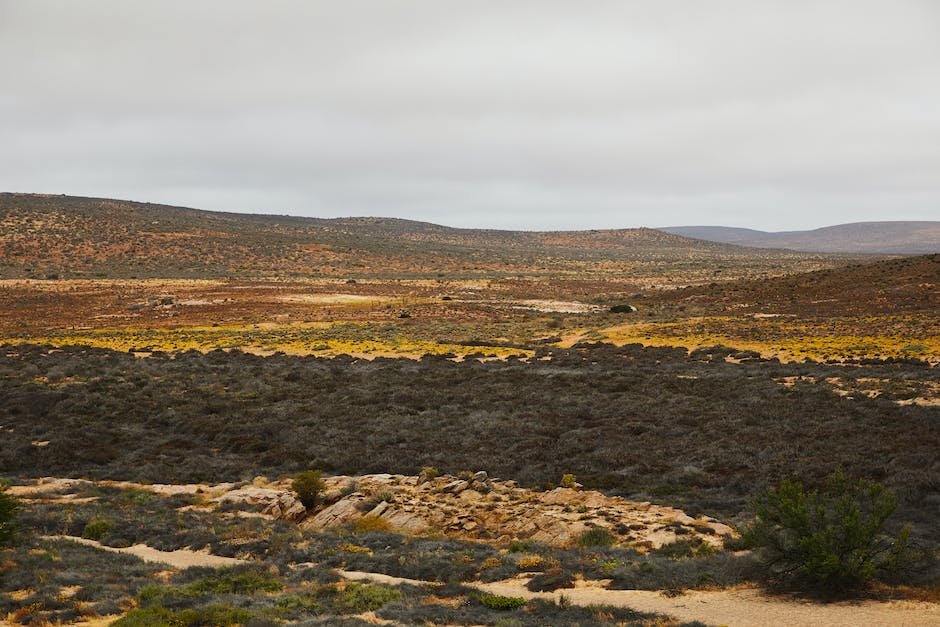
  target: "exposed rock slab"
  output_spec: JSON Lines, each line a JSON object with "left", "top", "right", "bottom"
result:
{"left": 279, "top": 473, "right": 734, "bottom": 550}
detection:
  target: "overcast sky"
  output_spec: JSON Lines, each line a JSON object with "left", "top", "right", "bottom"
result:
{"left": 1, "top": 1, "right": 938, "bottom": 230}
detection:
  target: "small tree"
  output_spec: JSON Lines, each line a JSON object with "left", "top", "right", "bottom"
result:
{"left": 745, "top": 471, "right": 910, "bottom": 594}
{"left": 292, "top": 470, "right": 326, "bottom": 509}
{"left": 0, "top": 484, "right": 18, "bottom": 547}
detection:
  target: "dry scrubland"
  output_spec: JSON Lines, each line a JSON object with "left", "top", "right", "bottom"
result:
{"left": 1, "top": 194, "right": 939, "bottom": 625}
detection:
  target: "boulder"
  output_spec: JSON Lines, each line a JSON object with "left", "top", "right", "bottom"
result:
{"left": 263, "top": 492, "right": 307, "bottom": 522}
{"left": 302, "top": 498, "right": 363, "bottom": 529}
{"left": 442, "top": 480, "right": 469, "bottom": 494}
{"left": 382, "top": 507, "right": 429, "bottom": 533}
{"left": 539, "top": 487, "right": 580, "bottom": 505}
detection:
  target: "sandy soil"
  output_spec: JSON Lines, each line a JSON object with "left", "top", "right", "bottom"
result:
{"left": 477, "top": 576, "right": 940, "bottom": 627}
{"left": 42, "top": 536, "right": 246, "bottom": 569}
{"left": 339, "top": 569, "right": 940, "bottom": 627}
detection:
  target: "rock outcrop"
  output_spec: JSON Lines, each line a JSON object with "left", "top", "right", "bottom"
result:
{"left": 273, "top": 473, "right": 734, "bottom": 550}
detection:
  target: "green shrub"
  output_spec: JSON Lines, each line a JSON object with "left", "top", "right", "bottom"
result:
{"left": 559, "top": 473, "right": 577, "bottom": 489}
{"left": 292, "top": 469, "right": 326, "bottom": 509}
{"left": 0, "top": 484, "right": 18, "bottom": 547}
{"left": 118, "top": 604, "right": 257, "bottom": 627}
{"left": 185, "top": 567, "right": 283, "bottom": 594}
{"left": 274, "top": 591, "right": 321, "bottom": 617}
{"left": 335, "top": 582, "right": 402, "bottom": 612}
{"left": 479, "top": 592, "right": 527, "bottom": 610}
{"left": 745, "top": 471, "right": 911, "bottom": 594}
{"left": 653, "top": 538, "right": 717, "bottom": 559}
{"left": 576, "top": 527, "right": 615, "bottom": 548}
{"left": 609, "top": 304, "right": 636, "bottom": 313}
{"left": 112, "top": 605, "right": 179, "bottom": 627}
{"left": 82, "top": 517, "right": 115, "bottom": 541}
{"left": 507, "top": 539, "right": 534, "bottom": 553}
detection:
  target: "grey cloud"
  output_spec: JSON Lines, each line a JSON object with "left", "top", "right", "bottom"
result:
{"left": 1, "top": 1, "right": 938, "bottom": 230}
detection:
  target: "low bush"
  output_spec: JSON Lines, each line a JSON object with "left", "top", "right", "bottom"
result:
{"left": 274, "top": 591, "right": 321, "bottom": 618}
{"left": 334, "top": 583, "right": 402, "bottom": 612}
{"left": 292, "top": 470, "right": 326, "bottom": 509}
{"left": 479, "top": 592, "right": 527, "bottom": 610}
{"left": 184, "top": 567, "right": 283, "bottom": 595}
{"left": 81, "top": 517, "right": 115, "bottom": 541}
{"left": 0, "top": 483, "right": 18, "bottom": 546}
{"left": 114, "top": 603, "right": 255, "bottom": 626}
{"left": 745, "top": 471, "right": 912, "bottom": 594}
{"left": 577, "top": 527, "right": 615, "bottom": 548}
{"left": 527, "top": 567, "right": 575, "bottom": 592}
{"left": 352, "top": 515, "right": 393, "bottom": 533}
{"left": 609, "top": 304, "right": 637, "bottom": 313}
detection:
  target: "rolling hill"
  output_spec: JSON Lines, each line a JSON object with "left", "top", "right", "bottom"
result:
{"left": 660, "top": 222, "right": 940, "bottom": 254}
{"left": 0, "top": 193, "right": 851, "bottom": 280}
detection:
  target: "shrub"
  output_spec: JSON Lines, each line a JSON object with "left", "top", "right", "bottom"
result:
{"left": 527, "top": 567, "right": 574, "bottom": 592}
{"left": 744, "top": 471, "right": 911, "bottom": 594}
{"left": 559, "top": 474, "right": 577, "bottom": 489}
{"left": 576, "top": 527, "right": 615, "bottom": 548}
{"left": 353, "top": 515, "right": 393, "bottom": 533}
{"left": 116, "top": 603, "right": 257, "bottom": 626}
{"left": 479, "top": 593, "right": 527, "bottom": 610}
{"left": 653, "top": 538, "right": 717, "bottom": 560}
{"left": 184, "top": 567, "right": 283, "bottom": 594}
{"left": 292, "top": 470, "right": 326, "bottom": 509}
{"left": 81, "top": 517, "right": 115, "bottom": 541}
{"left": 334, "top": 583, "right": 402, "bottom": 612}
{"left": 274, "top": 591, "right": 321, "bottom": 617}
{"left": 112, "top": 606, "right": 178, "bottom": 627}
{"left": 515, "top": 555, "right": 544, "bottom": 571}
{"left": 609, "top": 304, "right": 636, "bottom": 313}
{"left": 0, "top": 484, "right": 18, "bottom": 546}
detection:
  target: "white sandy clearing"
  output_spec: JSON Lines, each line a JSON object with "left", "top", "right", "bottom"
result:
{"left": 338, "top": 570, "right": 940, "bottom": 627}
{"left": 276, "top": 293, "right": 388, "bottom": 305}
{"left": 478, "top": 576, "right": 940, "bottom": 627}
{"left": 339, "top": 569, "right": 433, "bottom": 588}
{"left": 42, "top": 536, "right": 245, "bottom": 569}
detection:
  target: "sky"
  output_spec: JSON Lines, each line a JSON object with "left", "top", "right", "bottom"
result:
{"left": 1, "top": 1, "right": 938, "bottom": 231}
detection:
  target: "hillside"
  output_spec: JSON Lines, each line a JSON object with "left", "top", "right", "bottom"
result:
{"left": 0, "top": 193, "right": 852, "bottom": 280}
{"left": 661, "top": 222, "right": 940, "bottom": 254}
{"left": 655, "top": 253, "right": 940, "bottom": 317}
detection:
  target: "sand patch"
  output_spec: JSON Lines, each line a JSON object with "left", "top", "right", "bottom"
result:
{"left": 42, "top": 535, "right": 246, "bottom": 569}
{"left": 474, "top": 576, "right": 940, "bottom": 627}
{"left": 277, "top": 293, "right": 388, "bottom": 305}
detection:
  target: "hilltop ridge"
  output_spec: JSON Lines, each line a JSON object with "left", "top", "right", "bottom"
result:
{"left": 661, "top": 222, "right": 940, "bottom": 254}
{"left": 0, "top": 193, "right": 849, "bottom": 280}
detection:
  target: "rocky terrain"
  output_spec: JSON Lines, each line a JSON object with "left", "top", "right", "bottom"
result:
{"left": 14, "top": 472, "right": 734, "bottom": 552}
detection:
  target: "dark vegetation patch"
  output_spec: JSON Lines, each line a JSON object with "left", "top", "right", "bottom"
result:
{"left": 1, "top": 341, "right": 937, "bottom": 555}
{"left": 0, "top": 523, "right": 695, "bottom": 626}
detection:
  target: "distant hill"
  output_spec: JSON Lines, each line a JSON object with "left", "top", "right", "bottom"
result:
{"left": 654, "top": 253, "right": 940, "bottom": 317}
{"left": 0, "top": 193, "right": 853, "bottom": 280}
{"left": 660, "top": 222, "right": 940, "bottom": 254}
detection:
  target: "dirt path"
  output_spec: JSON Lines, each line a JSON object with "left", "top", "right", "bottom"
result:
{"left": 339, "top": 569, "right": 940, "bottom": 627}
{"left": 36, "top": 534, "right": 940, "bottom": 626}
{"left": 477, "top": 577, "right": 940, "bottom": 627}
{"left": 42, "top": 535, "right": 246, "bottom": 569}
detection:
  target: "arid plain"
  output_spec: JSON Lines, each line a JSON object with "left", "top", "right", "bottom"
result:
{"left": 1, "top": 194, "right": 938, "bottom": 626}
